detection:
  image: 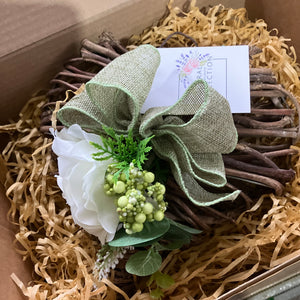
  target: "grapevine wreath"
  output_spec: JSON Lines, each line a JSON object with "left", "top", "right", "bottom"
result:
{"left": 2, "top": 2, "right": 300, "bottom": 299}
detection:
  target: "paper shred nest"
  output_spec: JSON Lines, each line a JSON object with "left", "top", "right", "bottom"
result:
{"left": 2, "top": 2, "right": 300, "bottom": 299}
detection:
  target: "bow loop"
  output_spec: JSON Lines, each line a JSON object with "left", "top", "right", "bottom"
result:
{"left": 58, "top": 45, "right": 240, "bottom": 206}
{"left": 58, "top": 44, "right": 160, "bottom": 134}
{"left": 140, "top": 80, "right": 237, "bottom": 154}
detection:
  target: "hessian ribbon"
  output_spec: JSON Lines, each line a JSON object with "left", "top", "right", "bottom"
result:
{"left": 57, "top": 44, "right": 240, "bottom": 206}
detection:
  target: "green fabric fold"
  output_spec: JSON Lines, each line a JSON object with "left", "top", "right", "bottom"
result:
{"left": 58, "top": 44, "right": 240, "bottom": 206}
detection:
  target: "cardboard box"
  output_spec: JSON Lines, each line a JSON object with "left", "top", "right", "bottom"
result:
{"left": 1, "top": 0, "right": 300, "bottom": 299}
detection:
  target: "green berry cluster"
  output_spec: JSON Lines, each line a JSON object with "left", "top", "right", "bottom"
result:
{"left": 104, "top": 163, "right": 167, "bottom": 234}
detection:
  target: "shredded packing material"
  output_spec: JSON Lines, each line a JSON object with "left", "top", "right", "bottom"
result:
{"left": 1, "top": 2, "right": 300, "bottom": 299}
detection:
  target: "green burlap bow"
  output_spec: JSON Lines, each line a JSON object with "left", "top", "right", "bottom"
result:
{"left": 57, "top": 44, "right": 240, "bottom": 206}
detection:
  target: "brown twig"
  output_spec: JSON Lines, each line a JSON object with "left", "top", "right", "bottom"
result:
{"left": 67, "top": 57, "right": 108, "bottom": 67}
{"left": 237, "top": 128, "right": 298, "bottom": 139}
{"left": 225, "top": 182, "right": 253, "bottom": 208}
{"left": 250, "top": 108, "right": 295, "bottom": 116}
{"left": 225, "top": 168, "right": 284, "bottom": 195}
{"left": 235, "top": 144, "right": 279, "bottom": 169}
{"left": 40, "top": 125, "right": 64, "bottom": 134}
{"left": 56, "top": 71, "right": 94, "bottom": 81}
{"left": 250, "top": 68, "right": 273, "bottom": 75}
{"left": 47, "top": 87, "right": 68, "bottom": 97}
{"left": 81, "top": 48, "right": 112, "bottom": 64}
{"left": 42, "top": 101, "right": 66, "bottom": 109}
{"left": 249, "top": 47, "right": 262, "bottom": 57}
{"left": 49, "top": 79, "right": 79, "bottom": 91}
{"left": 240, "top": 143, "right": 291, "bottom": 152}
{"left": 223, "top": 156, "right": 295, "bottom": 183}
{"left": 250, "top": 74, "right": 277, "bottom": 84}
{"left": 82, "top": 39, "right": 120, "bottom": 59}
{"left": 198, "top": 206, "right": 235, "bottom": 223}
{"left": 160, "top": 31, "right": 198, "bottom": 47}
{"left": 233, "top": 115, "right": 292, "bottom": 129}
{"left": 98, "top": 32, "right": 128, "bottom": 54}
{"left": 167, "top": 193, "right": 211, "bottom": 230}
{"left": 250, "top": 90, "right": 284, "bottom": 97}
{"left": 64, "top": 64, "right": 97, "bottom": 76}
{"left": 263, "top": 148, "right": 299, "bottom": 158}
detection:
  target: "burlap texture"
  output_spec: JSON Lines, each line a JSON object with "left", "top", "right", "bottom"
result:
{"left": 58, "top": 45, "right": 239, "bottom": 206}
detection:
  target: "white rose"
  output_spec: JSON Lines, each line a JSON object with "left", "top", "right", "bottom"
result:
{"left": 51, "top": 124, "right": 119, "bottom": 244}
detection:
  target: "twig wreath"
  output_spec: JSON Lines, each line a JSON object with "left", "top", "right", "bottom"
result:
{"left": 2, "top": 2, "right": 300, "bottom": 299}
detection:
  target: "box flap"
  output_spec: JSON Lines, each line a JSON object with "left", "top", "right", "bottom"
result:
{"left": 0, "top": 0, "right": 245, "bottom": 124}
{"left": 0, "top": 0, "right": 181, "bottom": 124}
{"left": 1, "top": 0, "right": 132, "bottom": 58}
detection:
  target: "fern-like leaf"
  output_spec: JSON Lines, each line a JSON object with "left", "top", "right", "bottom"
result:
{"left": 90, "top": 126, "right": 154, "bottom": 182}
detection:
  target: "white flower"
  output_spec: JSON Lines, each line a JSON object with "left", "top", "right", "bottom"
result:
{"left": 51, "top": 124, "right": 119, "bottom": 244}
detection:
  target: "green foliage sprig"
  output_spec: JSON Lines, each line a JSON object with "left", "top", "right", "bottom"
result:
{"left": 109, "top": 217, "right": 201, "bottom": 277}
{"left": 90, "top": 126, "right": 154, "bottom": 182}
{"left": 148, "top": 271, "right": 175, "bottom": 299}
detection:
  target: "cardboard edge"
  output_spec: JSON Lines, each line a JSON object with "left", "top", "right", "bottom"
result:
{"left": 218, "top": 255, "right": 300, "bottom": 299}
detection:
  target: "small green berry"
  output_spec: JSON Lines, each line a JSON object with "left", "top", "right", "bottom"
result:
{"left": 146, "top": 213, "right": 153, "bottom": 221}
{"left": 136, "top": 184, "right": 143, "bottom": 190}
{"left": 154, "top": 210, "right": 164, "bottom": 221}
{"left": 126, "top": 216, "right": 134, "bottom": 223}
{"left": 117, "top": 196, "right": 128, "bottom": 208}
{"left": 144, "top": 172, "right": 155, "bottom": 183}
{"left": 106, "top": 174, "right": 114, "bottom": 184}
{"left": 113, "top": 181, "right": 126, "bottom": 194}
{"left": 126, "top": 203, "right": 133, "bottom": 210}
{"left": 143, "top": 202, "right": 153, "bottom": 214}
{"left": 125, "top": 229, "right": 133, "bottom": 235}
{"left": 120, "top": 173, "right": 127, "bottom": 182}
{"left": 157, "top": 194, "right": 164, "bottom": 201}
{"left": 132, "top": 222, "right": 143, "bottom": 233}
{"left": 135, "top": 213, "right": 146, "bottom": 224}
{"left": 104, "top": 184, "right": 110, "bottom": 191}
{"left": 124, "top": 223, "right": 131, "bottom": 229}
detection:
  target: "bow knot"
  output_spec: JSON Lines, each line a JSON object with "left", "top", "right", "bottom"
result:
{"left": 58, "top": 44, "right": 239, "bottom": 206}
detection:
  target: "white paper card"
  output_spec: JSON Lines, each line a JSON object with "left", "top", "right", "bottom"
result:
{"left": 142, "top": 45, "right": 250, "bottom": 113}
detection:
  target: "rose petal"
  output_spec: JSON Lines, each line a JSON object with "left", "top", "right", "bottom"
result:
{"left": 52, "top": 126, "right": 102, "bottom": 161}
{"left": 61, "top": 162, "right": 91, "bottom": 207}
{"left": 83, "top": 164, "right": 119, "bottom": 235}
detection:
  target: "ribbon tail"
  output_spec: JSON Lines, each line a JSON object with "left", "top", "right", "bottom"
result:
{"left": 179, "top": 172, "right": 240, "bottom": 206}
{"left": 152, "top": 137, "right": 240, "bottom": 206}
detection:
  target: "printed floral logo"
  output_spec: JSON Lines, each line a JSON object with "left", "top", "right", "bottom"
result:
{"left": 176, "top": 51, "right": 211, "bottom": 90}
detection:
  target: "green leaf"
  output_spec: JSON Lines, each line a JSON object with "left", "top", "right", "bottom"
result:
{"left": 125, "top": 249, "right": 162, "bottom": 276}
{"left": 155, "top": 220, "right": 201, "bottom": 251}
{"left": 149, "top": 271, "right": 175, "bottom": 289}
{"left": 131, "top": 237, "right": 162, "bottom": 248}
{"left": 109, "top": 219, "right": 170, "bottom": 247}
{"left": 167, "top": 218, "right": 202, "bottom": 235}
{"left": 156, "top": 225, "right": 192, "bottom": 250}
{"left": 150, "top": 288, "right": 164, "bottom": 299}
